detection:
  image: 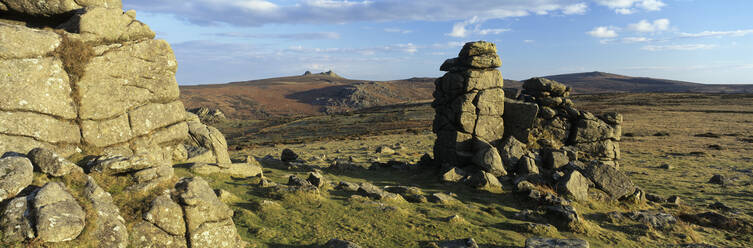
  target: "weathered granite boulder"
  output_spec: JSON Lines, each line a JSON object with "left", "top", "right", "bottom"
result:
{"left": 0, "top": 156, "right": 33, "bottom": 201}
{"left": 58, "top": 7, "right": 155, "bottom": 44}
{"left": 186, "top": 117, "right": 232, "bottom": 164}
{"left": 28, "top": 147, "right": 76, "bottom": 177}
{"left": 525, "top": 237, "right": 589, "bottom": 248}
{"left": 175, "top": 177, "right": 244, "bottom": 248}
{"left": 0, "top": 196, "right": 35, "bottom": 242}
{"left": 558, "top": 170, "right": 590, "bottom": 202}
{"left": 583, "top": 162, "right": 635, "bottom": 199}
{"left": 33, "top": 182, "right": 86, "bottom": 242}
{"left": 84, "top": 176, "right": 128, "bottom": 248}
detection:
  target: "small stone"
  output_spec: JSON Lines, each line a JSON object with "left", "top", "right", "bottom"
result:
{"left": 708, "top": 174, "right": 730, "bottom": 185}
{"left": 336, "top": 181, "right": 359, "bottom": 191}
{"left": 441, "top": 167, "right": 467, "bottom": 183}
{"left": 324, "top": 238, "right": 362, "bottom": 248}
{"left": 524, "top": 237, "right": 589, "bottom": 248}
{"left": 307, "top": 172, "right": 326, "bottom": 188}
{"left": 660, "top": 163, "right": 672, "bottom": 169}
{"left": 281, "top": 148, "right": 299, "bottom": 162}
{"left": 430, "top": 238, "right": 479, "bottom": 248}
{"left": 667, "top": 195, "right": 681, "bottom": 205}
{"left": 376, "top": 146, "right": 395, "bottom": 155}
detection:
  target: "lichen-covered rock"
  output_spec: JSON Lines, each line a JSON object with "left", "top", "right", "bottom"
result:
{"left": 33, "top": 182, "right": 86, "bottom": 242}
{"left": 27, "top": 147, "right": 76, "bottom": 177}
{"left": 472, "top": 139, "right": 507, "bottom": 177}
{"left": 498, "top": 136, "right": 527, "bottom": 172}
{"left": 503, "top": 99, "right": 538, "bottom": 144}
{"left": 429, "top": 238, "right": 480, "bottom": 248}
{"left": 84, "top": 176, "right": 128, "bottom": 248}
{"left": 558, "top": 170, "right": 590, "bottom": 202}
{"left": 175, "top": 177, "right": 244, "bottom": 248}
{"left": 441, "top": 167, "right": 467, "bottom": 183}
{"left": 583, "top": 162, "right": 635, "bottom": 199}
{"left": 77, "top": 39, "right": 178, "bottom": 120}
{"left": 131, "top": 221, "right": 188, "bottom": 248}
{"left": 0, "top": 56, "right": 75, "bottom": 118}
{"left": 0, "top": 156, "right": 33, "bottom": 201}
{"left": 357, "top": 182, "right": 388, "bottom": 200}
{"left": 0, "top": 23, "right": 61, "bottom": 59}
{"left": 0, "top": 0, "right": 122, "bottom": 17}
{"left": 187, "top": 120, "right": 231, "bottom": 164}
{"left": 0, "top": 196, "right": 35, "bottom": 242}
{"left": 59, "top": 7, "right": 155, "bottom": 44}
{"left": 324, "top": 238, "right": 362, "bottom": 248}
{"left": 188, "top": 162, "right": 262, "bottom": 177}
{"left": 144, "top": 194, "right": 185, "bottom": 236}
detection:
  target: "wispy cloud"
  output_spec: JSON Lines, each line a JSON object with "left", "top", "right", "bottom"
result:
{"left": 212, "top": 32, "right": 341, "bottom": 40}
{"left": 628, "top": 19, "right": 670, "bottom": 32}
{"left": 587, "top": 26, "right": 619, "bottom": 38}
{"left": 447, "top": 16, "right": 511, "bottom": 38}
{"left": 595, "top": 0, "right": 666, "bottom": 14}
{"left": 641, "top": 44, "right": 716, "bottom": 51}
{"left": 384, "top": 28, "right": 412, "bottom": 34}
{"left": 680, "top": 29, "right": 753, "bottom": 38}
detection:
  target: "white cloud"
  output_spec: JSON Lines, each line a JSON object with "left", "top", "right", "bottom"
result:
{"left": 621, "top": 37, "right": 652, "bottom": 43}
{"left": 562, "top": 3, "right": 588, "bottom": 15}
{"left": 595, "top": 0, "right": 666, "bottom": 14}
{"left": 384, "top": 28, "right": 412, "bottom": 34}
{"left": 680, "top": 29, "right": 753, "bottom": 38}
{"left": 447, "top": 16, "right": 510, "bottom": 38}
{"left": 524, "top": 40, "right": 535, "bottom": 43}
{"left": 125, "top": 0, "right": 600, "bottom": 26}
{"left": 641, "top": 44, "right": 716, "bottom": 51}
{"left": 587, "top": 26, "right": 618, "bottom": 38}
{"left": 628, "top": 19, "right": 670, "bottom": 32}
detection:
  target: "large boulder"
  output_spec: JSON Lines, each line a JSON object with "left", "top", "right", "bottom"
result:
{"left": 558, "top": 170, "right": 590, "bottom": 202}
{"left": 472, "top": 139, "right": 507, "bottom": 177}
{"left": 498, "top": 136, "right": 527, "bottom": 171}
{"left": 175, "top": 177, "right": 244, "bottom": 248}
{"left": 187, "top": 119, "right": 232, "bottom": 164}
{"left": 0, "top": 156, "right": 33, "bottom": 201}
{"left": 33, "top": 182, "right": 86, "bottom": 243}
{"left": 503, "top": 99, "right": 539, "bottom": 144}
{"left": 583, "top": 162, "right": 635, "bottom": 199}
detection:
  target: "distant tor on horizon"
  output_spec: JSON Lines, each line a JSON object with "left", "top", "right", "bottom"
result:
{"left": 179, "top": 70, "right": 753, "bottom": 119}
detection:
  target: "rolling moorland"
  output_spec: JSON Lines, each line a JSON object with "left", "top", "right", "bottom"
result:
{"left": 180, "top": 71, "right": 753, "bottom": 120}
{"left": 195, "top": 92, "right": 753, "bottom": 247}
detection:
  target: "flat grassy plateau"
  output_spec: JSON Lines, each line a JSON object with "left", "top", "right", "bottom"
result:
{"left": 181, "top": 93, "right": 753, "bottom": 247}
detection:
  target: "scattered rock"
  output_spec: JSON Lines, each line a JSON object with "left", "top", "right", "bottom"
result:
{"left": 659, "top": 163, "right": 672, "bottom": 170}
{"left": 646, "top": 193, "right": 665, "bottom": 203}
{"left": 524, "top": 237, "right": 589, "bottom": 248}
{"left": 708, "top": 202, "right": 733, "bottom": 212}
{"left": 441, "top": 167, "right": 467, "bottom": 183}
{"left": 27, "top": 147, "right": 76, "bottom": 177}
{"left": 708, "top": 174, "right": 730, "bottom": 185}
{"left": 376, "top": 146, "right": 395, "bottom": 155}
{"left": 514, "top": 222, "right": 558, "bottom": 236}
{"left": 445, "top": 215, "right": 466, "bottom": 224}
{"left": 336, "top": 181, "right": 360, "bottom": 191}
{"left": 0, "top": 156, "right": 33, "bottom": 201}
{"left": 144, "top": 193, "right": 186, "bottom": 236}
{"left": 544, "top": 149, "right": 569, "bottom": 170}
{"left": 679, "top": 212, "right": 753, "bottom": 234}
{"left": 281, "top": 148, "right": 299, "bottom": 162}
{"left": 466, "top": 170, "right": 502, "bottom": 192}
{"left": 428, "top": 193, "right": 459, "bottom": 205}
{"left": 544, "top": 205, "right": 587, "bottom": 233}
{"left": 324, "top": 238, "right": 362, "bottom": 248}
{"left": 498, "top": 136, "right": 527, "bottom": 171}
{"left": 307, "top": 172, "right": 326, "bottom": 188}
{"left": 667, "top": 195, "right": 681, "bottom": 205}
{"left": 612, "top": 210, "right": 678, "bottom": 230}
{"left": 288, "top": 175, "right": 312, "bottom": 187}
{"left": 653, "top": 132, "right": 670, "bottom": 137}
{"left": 357, "top": 182, "right": 388, "bottom": 200}
{"left": 428, "top": 238, "right": 479, "bottom": 248}
{"left": 188, "top": 162, "right": 262, "bottom": 177}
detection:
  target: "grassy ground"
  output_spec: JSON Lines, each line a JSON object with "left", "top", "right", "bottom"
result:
{"left": 184, "top": 93, "right": 753, "bottom": 247}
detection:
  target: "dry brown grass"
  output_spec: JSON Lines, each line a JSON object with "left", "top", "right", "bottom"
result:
{"left": 53, "top": 32, "right": 93, "bottom": 84}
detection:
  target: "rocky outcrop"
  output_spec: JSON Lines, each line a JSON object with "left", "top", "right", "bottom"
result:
{"left": 188, "top": 107, "right": 227, "bottom": 124}
{"left": 1, "top": 1, "right": 246, "bottom": 247}
{"left": 432, "top": 41, "right": 506, "bottom": 180}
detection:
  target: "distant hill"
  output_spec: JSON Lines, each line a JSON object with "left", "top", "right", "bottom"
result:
{"left": 542, "top": 71, "right": 753, "bottom": 94}
{"left": 180, "top": 71, "right": 752, "bottom": 119}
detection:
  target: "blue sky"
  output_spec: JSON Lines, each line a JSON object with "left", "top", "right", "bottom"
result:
{"left": 122, "top": 0, "right": 753, "bottom": 85}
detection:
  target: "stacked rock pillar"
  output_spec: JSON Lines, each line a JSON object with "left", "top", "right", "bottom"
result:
{"left": 432, "top": 41, "right": 505, "bottom": 169}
